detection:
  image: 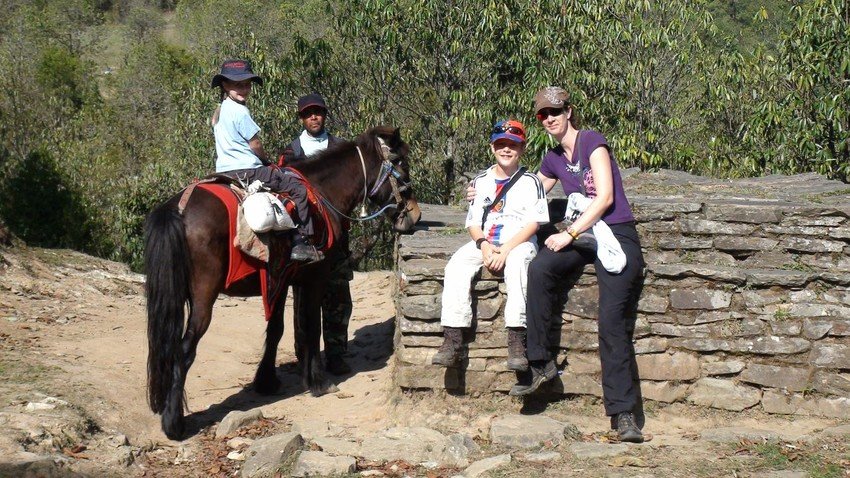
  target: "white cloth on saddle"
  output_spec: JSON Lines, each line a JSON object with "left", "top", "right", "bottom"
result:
{"left": 565, "top": 192, "right": 627, "bottom": 273}
{"left": 242, "top": 181, "right": 296, "bottom": 233}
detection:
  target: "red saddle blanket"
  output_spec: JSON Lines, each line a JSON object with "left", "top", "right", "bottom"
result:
{"left": 185, "top": 172, "right": 336, "bottom": 320}
{"left": 195, "top": 183, "right": 274, "bottom": 317}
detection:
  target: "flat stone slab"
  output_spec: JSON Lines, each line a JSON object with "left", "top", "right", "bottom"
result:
{"left": 569, "top": 442, "right": 629, "bottom": 459}
{"left": 290, "top": 419, "right": 345, "bottom": 441}
{"left": 357, "top": 427, "right": 474, "bottom": 467}
{"left": 818, "top": 424, "right": 850, "bottom": 438}
{"left": 463, "top": 454, "right": 511, "bottom": 478}
{"left": 290, "top": 451, "right": 356, "bottom": 478}
{"left": 311, "top": 436, "right": 361, "bottom": 457}
{"left": 699, "top": 427, "right": 782, "bottom": 443}
{"left": 490, "top": 414, "right": 578, "bottom": 449}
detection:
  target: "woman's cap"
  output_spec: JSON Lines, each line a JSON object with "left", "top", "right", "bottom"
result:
{"left": 534, "top": 86, "right": 569, "bottom": 113}
{"left": 211, "top": 59, "right": 263, "bottom": 88}
{"left": 490, "top": 119, "right": 526, "bottom": 144}
{"left": 297, "top": 93, "right": 328, "bottom": 113}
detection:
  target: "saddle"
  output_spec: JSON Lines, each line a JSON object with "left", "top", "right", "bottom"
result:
{"left": 177, "top": 171, "right": 335, "bottom": 320}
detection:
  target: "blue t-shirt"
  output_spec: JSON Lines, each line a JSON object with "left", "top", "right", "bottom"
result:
{"left": 539, "top": 130, "right": 635, "bottom": 225}
{"left": 214, "top": 98, "right": 262, "bottom": 172}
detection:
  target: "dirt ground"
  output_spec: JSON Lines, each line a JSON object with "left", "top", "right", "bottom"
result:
{"left": 0, "top": 244, "right": 848, "bottom": 477}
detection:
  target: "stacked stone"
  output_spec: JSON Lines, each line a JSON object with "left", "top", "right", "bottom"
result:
{"left": 394, "top": 173, "right": 850, "bottom": 417}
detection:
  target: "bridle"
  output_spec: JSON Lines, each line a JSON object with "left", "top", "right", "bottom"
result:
{"left": 320, "top": 137, "right": 412, "bottom": 222}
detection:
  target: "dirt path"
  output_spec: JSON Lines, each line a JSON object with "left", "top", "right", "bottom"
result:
{"left": 1, "top": 245, "right": 848, "bottom": 477}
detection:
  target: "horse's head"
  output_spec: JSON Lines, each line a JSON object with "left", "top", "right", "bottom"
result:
{"left": 360, "top": 126, "right": 421, "bottom": 232}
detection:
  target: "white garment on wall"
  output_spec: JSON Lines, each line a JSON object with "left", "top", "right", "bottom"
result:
{"left": 565, "top": 192, "right": 627, "bottom": 273}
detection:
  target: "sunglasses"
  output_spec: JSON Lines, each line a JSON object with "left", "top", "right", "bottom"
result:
{"left": 536, "top": 107, "right": 565, "bottom": 121}
{"left": 492, "top": 124, "right": 525, "bottom": 137}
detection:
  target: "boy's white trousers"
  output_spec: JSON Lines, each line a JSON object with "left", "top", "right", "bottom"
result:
{"left": 440, "top": 240, "right": 538, "bottom": 329}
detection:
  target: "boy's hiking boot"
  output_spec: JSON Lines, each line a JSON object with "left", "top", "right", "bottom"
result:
{"left": 431, "top": 327, "right": 463, "bottom": 367}
{"left": 291, "top": 235, "right": 324, "bottom": 263}
{"left": 615, "top": 412, "right": 644, "bottom": 443}
{"left": 506, "top": 328, "right": 528, "bottom": 372}
{"left": 508, "top": 359, "right": 557, "bottom": 396}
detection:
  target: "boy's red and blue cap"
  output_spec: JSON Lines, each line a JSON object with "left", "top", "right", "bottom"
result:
{"left": 211, "top": 59, "right": 263, "bottom": 88}
{"left": 489, "top": 119, "right": 526, "bottom": 144}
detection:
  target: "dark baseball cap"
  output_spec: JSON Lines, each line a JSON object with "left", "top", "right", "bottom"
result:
{"left": 210, "top": 59, "right": 263, "bottom": 88}
{"left": 297, "top": 93, "right": 328, "bottom": 113}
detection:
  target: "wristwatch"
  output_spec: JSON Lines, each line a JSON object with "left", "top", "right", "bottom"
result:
{"left": 476, "top": 238, "right": 489, "bottom": 249}
{"left": 567, "top": 227, "right": 580, "bottom": 240}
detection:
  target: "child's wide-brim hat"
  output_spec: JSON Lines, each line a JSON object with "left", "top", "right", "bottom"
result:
{"left": 211, "top": 59, "right": 263, "bottom": 88}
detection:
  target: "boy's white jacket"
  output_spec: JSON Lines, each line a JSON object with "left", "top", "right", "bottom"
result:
{"left": 466, "top": 166, "right": 549, "bottom": 245}
{"left": 565, "top": 192, "right": 627, "bottom": 273}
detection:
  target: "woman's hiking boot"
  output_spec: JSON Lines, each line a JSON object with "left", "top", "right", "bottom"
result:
{"left": 615, "top": 412, "right": 644, "bottom": 443}
{"left": 506, "top": 328, "right": 528, "bottom": 372}
{"left": 431, "top": 327, "right": 464, "bottom": 367}
{"left": 508, "top": 359, "right": 557, "bottom": 396}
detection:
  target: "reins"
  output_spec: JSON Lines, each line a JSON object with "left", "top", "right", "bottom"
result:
{"left": 319, "top": 136, "right": 409, "bottom": 223}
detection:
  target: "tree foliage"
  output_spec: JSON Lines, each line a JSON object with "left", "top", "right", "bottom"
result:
{"left": 0, "top": 0, "right": 848, "bottom": 270}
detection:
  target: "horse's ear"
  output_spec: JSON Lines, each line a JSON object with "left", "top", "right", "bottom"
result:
{"left": 392, "top": 128, "right": 401, "bottom": 144}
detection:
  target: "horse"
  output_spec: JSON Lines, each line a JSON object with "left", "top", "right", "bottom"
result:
{"left": 143, "top": 126, "right": 421, "bottom": 440}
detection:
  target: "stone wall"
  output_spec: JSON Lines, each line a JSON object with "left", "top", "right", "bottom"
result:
{"left": 393, "top": 170, "right": 850, "bottom": 417}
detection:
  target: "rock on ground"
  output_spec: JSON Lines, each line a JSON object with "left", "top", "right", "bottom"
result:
{"left": 699, "top": 427, "right": 783, "bottom": 444}
{"left": 290, "top": 451, "right": 356, "bottom": 477}
{"left": 490, "top": 414, "right": 578, "bottom": 449}
{"left": 569, "top": 442, "right": 629, "bottom": 459}
{"left": 462, "top": 454, "right": 511, "bottom": 478}
{"left": 357, "top": 427, "right": 475, "bottom": 467}
{"left": 215, "top": 408, "right": 264, "bottom": 438}
{"left": 241, "top": 432, "right": 303, "bottom": 478}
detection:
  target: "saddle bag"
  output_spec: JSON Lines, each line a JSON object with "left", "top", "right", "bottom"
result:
{"left": 241, "top": 181, "right": 296, "bottom": 233}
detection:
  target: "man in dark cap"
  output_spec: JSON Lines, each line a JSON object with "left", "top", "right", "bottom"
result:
{"left": 284, "top": 94, "right": 353, "bottom": 375}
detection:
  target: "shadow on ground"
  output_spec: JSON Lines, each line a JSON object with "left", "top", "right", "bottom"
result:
{"left": 182, "top": 317, "right": 396, "bottom": 437}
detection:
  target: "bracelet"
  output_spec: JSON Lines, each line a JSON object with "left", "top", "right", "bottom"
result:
{"left": 567, "top": 227, "right": 580, "bottom": 240}
{"left": 476, "top": 238, "right": 489, "bottom": 249}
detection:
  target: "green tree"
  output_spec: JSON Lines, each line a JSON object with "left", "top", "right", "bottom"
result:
{"left": 772, "top": 0, "right": 850, "bottom": 181}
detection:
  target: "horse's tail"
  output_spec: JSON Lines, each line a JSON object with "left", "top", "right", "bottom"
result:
{"left": 144, "top": 202, "right": 190, "bottom": 415}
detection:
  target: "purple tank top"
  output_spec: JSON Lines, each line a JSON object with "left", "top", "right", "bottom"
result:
{"left": 539, "top": 130, "right": 635, "bottom": 225}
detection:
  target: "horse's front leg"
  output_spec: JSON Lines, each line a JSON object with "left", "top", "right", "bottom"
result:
{"left": 253, "top": 288, "right": 287, "bottom": 394}
{"left": 293, "top": 284, "right": 333, "bottom": 396}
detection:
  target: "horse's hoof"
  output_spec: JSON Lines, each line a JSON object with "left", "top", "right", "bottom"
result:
{"left": 309, "top": 381, "right": 337, "bottom": 397}
{"left": 253, "top": 376, "right": 282, "bottom": 395}
{"left": 162, "top": 416, "right": 185, "bottom": 441}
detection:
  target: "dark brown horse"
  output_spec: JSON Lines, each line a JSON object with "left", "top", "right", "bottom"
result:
{"left": 144, "top": 126, "right": 421, "bottom": 440}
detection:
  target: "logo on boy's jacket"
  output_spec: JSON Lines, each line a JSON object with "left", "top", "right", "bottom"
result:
{"left": 492, "top": 198, "right": 505, "bottom": 213}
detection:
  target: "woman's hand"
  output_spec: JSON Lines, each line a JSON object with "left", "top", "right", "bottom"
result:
{"left": 544, "top": 231, "right": 573, "bottom": 252}
{"left": 466, "top": 182, "right": 477, "bottom": 202}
